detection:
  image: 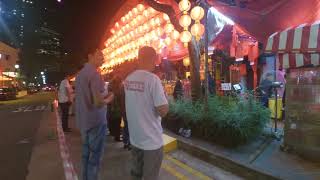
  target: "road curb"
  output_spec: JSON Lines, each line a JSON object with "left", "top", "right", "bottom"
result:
{"left": 53, "top": 100, "right": 78, "bottom": 180}
{"left": 164, "top": 131, "right": 282, "bottom": 180}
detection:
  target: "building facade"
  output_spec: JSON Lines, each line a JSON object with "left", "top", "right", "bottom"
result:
{"left": 0, "top": 42, "right": 19, "bottom": 72}
{"left": 37, "top": 27, "right": 62, "bottom": 58}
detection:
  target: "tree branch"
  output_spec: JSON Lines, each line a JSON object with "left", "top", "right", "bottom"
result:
{"left": 144, "top": 0, "right": 183, "bottom": 32}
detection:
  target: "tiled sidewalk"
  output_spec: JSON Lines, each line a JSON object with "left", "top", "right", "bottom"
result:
{"left": 64, "top": 116, "right": 241, "bottom": 180}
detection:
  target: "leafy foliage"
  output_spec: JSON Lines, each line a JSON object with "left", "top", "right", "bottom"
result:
{"left": 164, "top": 93, "right": 270, "bottom": 147}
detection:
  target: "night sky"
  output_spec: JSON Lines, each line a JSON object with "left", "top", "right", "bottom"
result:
{"left": 55, "top": 0, "right": 125, "bottom": 53}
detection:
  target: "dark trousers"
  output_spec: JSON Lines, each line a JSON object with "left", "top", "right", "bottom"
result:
{"left": 59, "top": 102, "right": 70, "bottom": 131}
{"left": 110, "top": 116, "right": 121, "bottom": 140}
{"left": 123, "top": 116, "right": 130, "bottom": 145}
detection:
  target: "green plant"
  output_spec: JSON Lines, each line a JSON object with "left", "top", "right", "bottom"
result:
{"left": 165, "top": 93, "right": 270, "bottom": 147}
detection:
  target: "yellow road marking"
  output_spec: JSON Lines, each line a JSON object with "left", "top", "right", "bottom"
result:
{"left": 162, "top": 163, "right": 189, "bottom": 180}
{"left": 165, "top": 155, "right": 213, "bottom": 180}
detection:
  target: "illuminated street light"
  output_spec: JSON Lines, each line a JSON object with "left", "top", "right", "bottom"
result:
{"left": 15, "top": 64, "right": 20, "bottom": 69}
{"left": 40, "top": 71, "right": 44, "bottom": 75}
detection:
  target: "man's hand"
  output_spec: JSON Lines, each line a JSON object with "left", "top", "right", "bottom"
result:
{"left": 104, "top": 92, "right": 114, "bottom": 104}
{"left": 93, "top": 92, "right": 115, "bottom": 108}
{"left": 156, "top": 104, "right": 169, "bottom": 118}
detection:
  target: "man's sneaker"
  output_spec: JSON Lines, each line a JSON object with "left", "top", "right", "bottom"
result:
{"left": 124, "top": 144, "right": 132, "bottom": 150}
{"left": 184, "top": 129, "right": 192, "bottom": 138}
{"left": 114, "top": 137, "right": 122, "bottom": 142}
{"left": 105, "top": 130, "right": 110, "bottom": 136}
{"left": 179, "top": 128, "right": 184, "bottom": 135}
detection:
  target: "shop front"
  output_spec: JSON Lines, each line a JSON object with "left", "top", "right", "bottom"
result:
{"left": 209, "top": 24, "right": 259, "bottom": 95}
{"left": 265, "top": 21, "right": 320, "bottom": 161}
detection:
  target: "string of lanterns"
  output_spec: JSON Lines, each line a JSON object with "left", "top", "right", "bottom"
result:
{"left": 178, "top": 0, "right": 205, "bottom": 44}
{"left": 103, "top": 4, "right": 168, "bottom": 69}
{"left": 102, "top": 2, "right": 205, "bottom": 71}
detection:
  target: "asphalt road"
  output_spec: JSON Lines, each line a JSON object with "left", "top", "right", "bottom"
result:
{"left": 0, "top": 92, "right": 54, "bottom": 180}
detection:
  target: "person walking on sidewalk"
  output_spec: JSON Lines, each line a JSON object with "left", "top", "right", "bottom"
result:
{"left": 108, "top": 75, "right": 123, "bottom": 142}
{"left": 120, "top": 80, "right": 131, "bottom": 150}
{"left": 58, "top": 73, "right": 73, "bottom": 132}
{"left": 124, "top": 46, "right": 169, "bottom": 180}
{"left": 75, "top": 49, "right": 114, "bottom": 180}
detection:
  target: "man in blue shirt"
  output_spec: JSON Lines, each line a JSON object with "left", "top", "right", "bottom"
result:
{"left": 75, "top": 49, "right": 114, "bottom": 180}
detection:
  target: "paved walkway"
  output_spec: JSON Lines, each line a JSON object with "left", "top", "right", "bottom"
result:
{"left": 165, "top": 126, "right": 320, "bottom": 180}
{"left": 26, "top": 104, "right": 64, "bottom": 180}
{"left": 24, "top": 98, "right": 320, "bottom": 180}
{"left": 64, "top": 115, "right": 242, "bottom": 180}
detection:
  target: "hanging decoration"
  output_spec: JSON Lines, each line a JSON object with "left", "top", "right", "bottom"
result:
{"left": 102, "top": 2, "right": 205, "bottom": 72}
{"left": 102, "top": 3, "right": 186, "bottom": 71}
{"left": 190, "top": 6, "right": 205, "bottom": 41}
{"left": 183, "top": 57, "right": 190, "bottom": 67}
{"left": 179, "top": 0, "right": 192, "bottom": 47}
{"left": 178, "top": 1, "right": 205, "bottom": 45}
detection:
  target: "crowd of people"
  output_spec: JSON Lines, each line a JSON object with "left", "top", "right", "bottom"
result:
{"left": 57, "top": 46, "right": 169, "bottom": 180}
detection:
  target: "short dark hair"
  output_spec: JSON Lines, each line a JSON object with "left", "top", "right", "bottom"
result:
{"left": 87, "top": 48, "right": 99, "bottom": 55}
{"left": 138, "top": 46, "right": 156, "bottom": 61}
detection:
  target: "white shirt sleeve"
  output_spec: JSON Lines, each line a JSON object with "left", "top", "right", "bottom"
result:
{"left": 151, "top": 76, "right": 168, "bottom": 107}
{"left": 65, "top": 80, "right": 72, "bottom": 94}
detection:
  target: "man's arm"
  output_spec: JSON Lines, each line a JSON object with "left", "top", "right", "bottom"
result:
{"left": 65, "top": 81, "right": 73, "bottom": 102}
{"left": 152, "top": 77, "right": 169, "bottom": 118}
{"left": 156, "top": 104, "right": 169, "bottom": 118}
{"left": 93, "top": 91, "right": 114, "bottom": 107}
{"left": 65, "top": 87, "right": 72, "bottom": 102}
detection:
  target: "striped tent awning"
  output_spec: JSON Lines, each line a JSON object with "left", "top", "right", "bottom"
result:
{"left": 277, "top": 53, "right": 319, "bottom": 69}
{"left": 266, "top": 21, "right": 320, "bottom": 69}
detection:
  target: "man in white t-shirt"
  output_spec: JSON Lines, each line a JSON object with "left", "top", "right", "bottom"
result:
{"left": 124, "top": 46, "right": 169, "bottom": 180}
{"left": 58, "top": 74, "right": 73, "bottom": 132}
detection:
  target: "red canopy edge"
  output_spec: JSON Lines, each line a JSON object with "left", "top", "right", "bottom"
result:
{"left": 265, "top": 21, "right": 320, "bottom": 54}
{"left": 207, "top": 0, "right": 320, "bottom": 43}
{"left": 161, "top": 42, "right": 189, "bottom": 61}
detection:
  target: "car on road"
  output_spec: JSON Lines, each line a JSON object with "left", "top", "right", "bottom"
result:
{"left": 27, "top": 87, "right": 39, "bottom": 94}
{"left": 42, "top": 85, "right": 55, "bottom": 92}
{"left": 0, "top": 87, "right": 17, "bottom": 100}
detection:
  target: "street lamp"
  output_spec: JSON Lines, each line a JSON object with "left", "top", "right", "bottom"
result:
{"left": 40, "top": 71, "right": 44, "bottom": 75}
{"left": 15, "top": 64, "right": 20, "bottom": 69}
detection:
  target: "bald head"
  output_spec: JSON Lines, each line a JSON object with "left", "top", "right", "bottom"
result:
{"left": 137, "top": 46, "right": 157, "bottom": 72}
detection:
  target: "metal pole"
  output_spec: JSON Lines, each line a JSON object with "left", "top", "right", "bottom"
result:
{"left": 274, "top": 55, "right": 278, "bottom": 132}
{"left": 275, "top": 88, "right": 278, "bottom": 132}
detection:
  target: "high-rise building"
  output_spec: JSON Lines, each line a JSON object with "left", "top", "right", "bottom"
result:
{"left": 34, "top": 1, "right": 64, "bottom": 73}
{"left": 37, "top": 27, "right": 62, "bottom": 58}
{"left": 35, "top": 26, "right": 63, "bottom": 72}
{"left": 0, "top": 0, "right": 37, "bottom": 48}
{"left": 0, "top": 0, "right": 65, "bottom": 83}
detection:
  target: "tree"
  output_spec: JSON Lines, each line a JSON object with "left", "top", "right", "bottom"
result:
{"left": 145, "top": 0, "right": 203, "bottom": 101}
